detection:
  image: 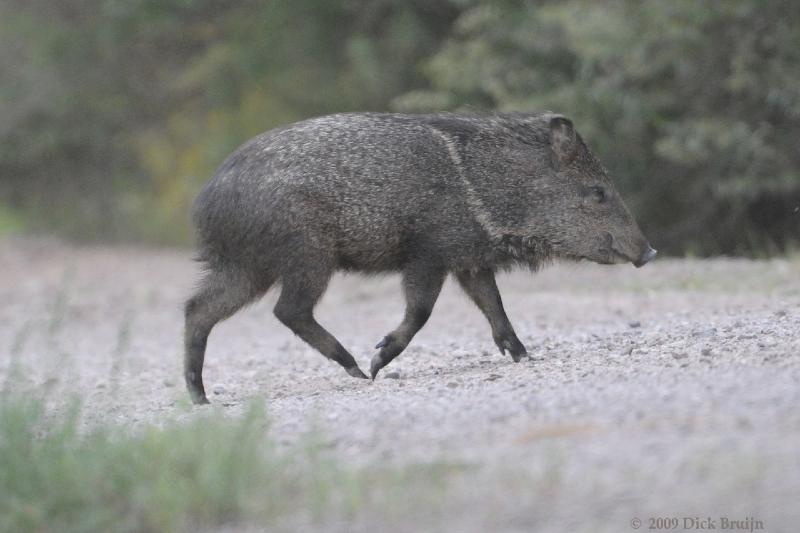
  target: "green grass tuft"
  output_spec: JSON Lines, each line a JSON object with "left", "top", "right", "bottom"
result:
{"left": 0, "top": 393, "right": 466, "bottom": 533}
{"left": 0, "top": 395, "right": 272, "bottom": 532}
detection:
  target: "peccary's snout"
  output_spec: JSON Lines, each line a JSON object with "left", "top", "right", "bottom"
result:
{"left": 633, "top": 245, "right": 657, "bottom": 268}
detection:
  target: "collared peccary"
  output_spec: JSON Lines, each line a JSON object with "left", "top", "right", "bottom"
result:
{"left": 184, "top": 112, "right": 656, "bottom": 404}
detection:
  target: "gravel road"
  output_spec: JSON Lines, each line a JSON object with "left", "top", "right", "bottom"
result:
{"left": 1, "top": 237, "right": 798, "bottom": 532}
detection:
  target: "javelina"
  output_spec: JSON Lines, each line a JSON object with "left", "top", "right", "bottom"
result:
{"left": 184, "top": 112, "right": 656, "bottom": 404}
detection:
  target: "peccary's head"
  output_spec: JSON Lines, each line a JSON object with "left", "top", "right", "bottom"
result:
{"left": 506, "top": 114, "right": 656, "bottom": 268}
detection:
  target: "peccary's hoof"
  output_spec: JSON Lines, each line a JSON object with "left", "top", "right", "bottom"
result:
{"left": 499, "top": 338, "right": 528, "bottom": 362}
{"left": 346, "top": 366, "right": 369, "bottom": 379}
{"left": 510, "top": 349, "right": 528, "bottom": 363}
{"left": 371, "top": 336, "right": 405, "bottom": 379}
{"left": 185, "top": 373, "right": 210, "bottom": 405}
{"left": 188, "top": 392, "right": 210, "bottom": 405}
{"left": 370, "top": 353, "right": 387, "bottom": 380}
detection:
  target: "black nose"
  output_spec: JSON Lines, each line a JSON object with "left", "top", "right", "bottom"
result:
{"left": 634, "top": 245, "right": 657, "bottom": 268}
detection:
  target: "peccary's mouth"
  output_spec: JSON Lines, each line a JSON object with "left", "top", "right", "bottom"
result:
{"left": 610, "top": 247, "right": 634, "bottom": 264}
{"left": 550, "top": 238, "right": 629, "bottom": 265}
{"left": 588, "top": 246, "right": 632, "bottom": 265}
{"left": 591, "top": 233, "right": 635, "bottom": 265}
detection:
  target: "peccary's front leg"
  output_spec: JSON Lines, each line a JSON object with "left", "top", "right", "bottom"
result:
{"left": 371, "top": 263, "right": 446, "bottom": 379}
{"left": 456, "top": 269, "right": 528, "bottom": 362}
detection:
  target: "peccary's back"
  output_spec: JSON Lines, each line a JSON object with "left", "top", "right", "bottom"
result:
{"left": 193, "top": 113, "right": 480, "bottom": 271}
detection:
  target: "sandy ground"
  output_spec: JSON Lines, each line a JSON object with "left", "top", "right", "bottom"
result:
{"left": 1, "top": 236, "right": 799, "bottom": 532}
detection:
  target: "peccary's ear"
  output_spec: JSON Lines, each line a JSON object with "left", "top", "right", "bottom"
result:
{"left": 549, "top": 115, "right": 577, "bottom": 169}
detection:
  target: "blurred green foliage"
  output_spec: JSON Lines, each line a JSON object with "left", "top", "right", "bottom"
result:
{"left": 0, "top": 391, "right": 463, "bottom": 532}
{"left": 1, "top": 0, "right": 798, "bottom": 254}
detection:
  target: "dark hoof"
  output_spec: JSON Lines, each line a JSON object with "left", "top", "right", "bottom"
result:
{"left": 346, "top": 366, "right": 369, "bottom": 379}
{"left": 371, "top": 334, "right": 407, "bottom": 379}
{"left": 185, "top": 373, "right": 210, "bottom": 405}
{"left": 370, "top": 353, "right": 387, "bottom": 380}
{"left": 510, "top": 348, "right": 529, "bottom": 363}
{"left": 498, "top": 337, "right": 528, "bottom": 362}
{"left": 190, "top": 393, "right": 210, "bottom": 405}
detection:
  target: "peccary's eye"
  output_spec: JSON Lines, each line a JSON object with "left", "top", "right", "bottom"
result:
{"left": 590, "top": 185, "right": 606, "bottom": 203}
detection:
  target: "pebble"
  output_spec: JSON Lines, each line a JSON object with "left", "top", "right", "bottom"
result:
{"left": 447, "top": 382, "right": 459, "bottom": 388}
{"left": 629, "top": 321, "right": 642, "bottom": 328}
{"left": 384, "top": 371, "right": 401, "bottom": 379}
{"left": 701, "top": 348, "right": 712, "bottom": 356}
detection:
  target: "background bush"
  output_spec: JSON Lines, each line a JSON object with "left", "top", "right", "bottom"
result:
{"left": 1, "top": 0, "right": 798, "bottom": 254}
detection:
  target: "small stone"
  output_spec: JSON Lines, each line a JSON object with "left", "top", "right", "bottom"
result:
{"left": 213, "top": 384, "right": 225, "bottom": 395}
{"left": 447, "top": 382, "right": 459, "bottom": 388}
{"left": 384, "top": 371, "right": 401, "bottom": 379}
{"left": 672, "top": 352, "right": 688, "bottom": 360}
{"left": 628, "top": 321, "right": 641, "bottom": 329}
{"left": 485, "top": 374, "right": 502, "bottom": 382}
{"left": 775, "top": 310, "right": 787, "bottom": 317}
{"left": 163, "top": 379, "right": 175, "bottom": 387}
{"left": 700, "top": 348, "right": 712, "bottom": 357}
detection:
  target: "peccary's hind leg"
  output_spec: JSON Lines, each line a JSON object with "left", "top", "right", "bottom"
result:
{"left": 371, "top": 264, "right": 446, "bottom": 379}
{"left": 456, "top": 269, "right": 527, "bottom": 362}
{"left": 184, "top": 268, "right": 267, "bottom": 404}
{"left": 274, "top": 269, "right": 368, "bottom": 379}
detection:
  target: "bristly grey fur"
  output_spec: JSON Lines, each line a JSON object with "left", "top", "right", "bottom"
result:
{"left": 182, "top": 111, "right": 654, "bottom": 403}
